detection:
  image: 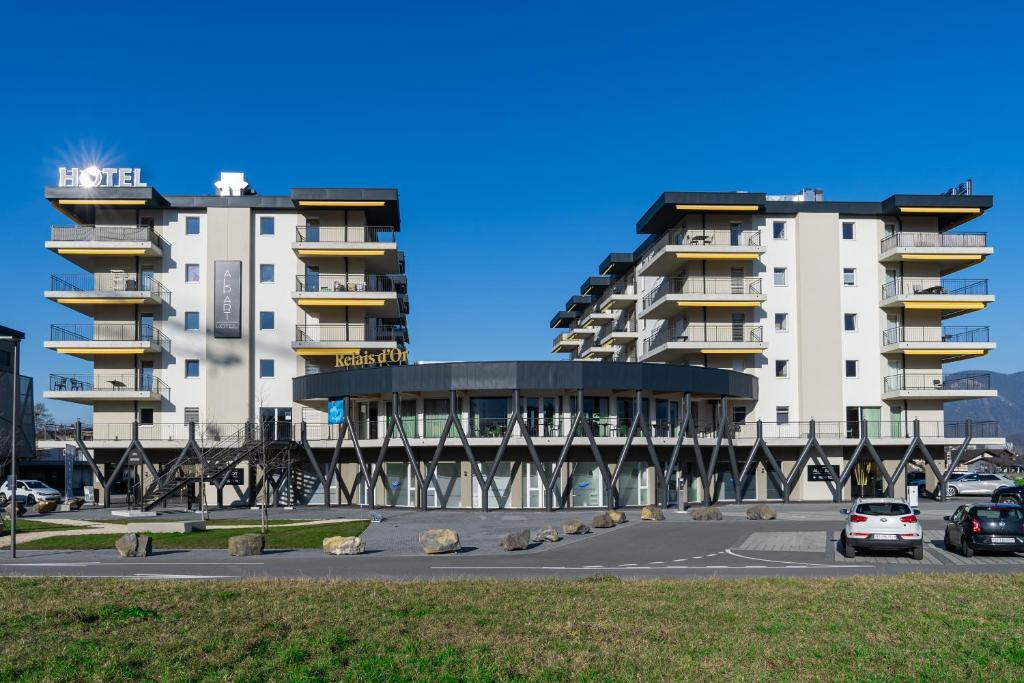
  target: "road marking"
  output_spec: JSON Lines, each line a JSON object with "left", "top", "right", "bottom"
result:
{"left": 674, "top": 558, "right": 687, "bottom": 562}
{"left": 651, "top": 561, "right": 664, "bottom": 564}
{"left": 0, "top": 562, "right": 100, "bottom": 567}
{"left": 619, "top": 563, "right": 637, "bottom": 567}
{"left": 725, "top": 548, "right": 833, "bottom": 566}
{"left": 582, "top": 565, "right": 604, "bottom": 569}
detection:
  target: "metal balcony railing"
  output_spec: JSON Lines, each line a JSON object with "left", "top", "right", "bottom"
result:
{"left": 881, "top": 277, "right": 988, "bottom": 299}
{"left": 49, "top": 224, "right": 157, "bottom": 243}
{"left": 49, "top": 323, "right": 170, "bottom": 351}
{"left": 295, "top": 225, "right": 396, "bottom": 243}
{"left": 643, "top": 324, "right": 763, "bottom": 353}
{"left": 48, "top": 373, "right": 170, "bottom": 397}
{"left": 295, "top": 324, "right": 407, "bottom": 343}
{"left": 880, "top": 231, "right": 987, "bottom": 253}
{"left": 883, "top": 373, "right": 991, "bottom": 392}
{"left": 295, "top": 273, "right": 401, "bottom": 293}
{"left": 49, "top": 273, "right": 170, "bottom": 300}
{"left": 676, "top": 229, "right": 762, "bottom": 247}
{"left": 643, "top": 277, "right": 762, "bottom": 308}
{"left": 882, "top": 326, "right": 990, "bottom": 346}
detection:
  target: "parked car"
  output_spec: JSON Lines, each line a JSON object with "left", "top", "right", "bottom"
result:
{"left": 944, "top": 504, "right": 1024, "bottom": 557}
{"left": 0, "top": 480, "right": 62, "bottom": 506}
{"left": 992, "top": 485, "right": 1024, "bottom": 506}
{"left": 945, "top": 473, "right": 1017, "bottom": 498}
{"left": 839, "top": 498, "right": 923, "bottom": 560}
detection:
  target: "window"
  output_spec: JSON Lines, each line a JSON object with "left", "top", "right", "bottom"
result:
{"left": 184, "top": 407, "right": 199, "bottom": 424}
{"left": 773, "top": 221, "right": 785, "bottom": 239}
{"left": 185, "top": 312, "right": 199, "bottom": 331}
{"left": 139, "top": 408, "right": 154, "bottom": 425}
{"left": 259, "top": 264, "right": 275, "bottom": 283}
{"left": 775, "top": 360, "right": 789, "bottom": 378}
{"left": 185, "top": 359, "right": 200, "bottom": 378}
{"left": 844, "top": 313, "right": 857, "bottom": 331}
{"left": 776, "top": 406, "right": 790, "bottom": 424}
{"left": 774, "top": 313, "right": 788, "bottom": 332}
{"left": 259, "top": 311, "right": 275, "bottom": 330}
{"left": 186, "top": 264, "right": 200, "bottom": 282}
{"left": 773, "top": 268, "right": 787, "bottom": 286}
{"left": 259, "top": 359, "right": 275, "bottom": 378}
{"left": 259, "top": 216, "right": 275, "bottom": 235}
{"left": 842, "top": 268, "right": 856, "bottom": 286}
{"left": 842, "top": 222, "right": 855, "bottom": 240}
{"left": 732, "top": 406, "right": 748, "bottom": 424}
{"left": 185, "top": 216, "right": 200, "bottom": 235}
{"left": 845, "top": 360, "right": 858, "bottom": 378}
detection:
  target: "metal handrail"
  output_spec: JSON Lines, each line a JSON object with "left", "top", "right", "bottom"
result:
{"left": 48, "top": 373, "right": 170, "bottom": 396}
{"left": 880, "top": 231, "right": 987, "bottom": 252}
{"left": 49, "top": 323, "right": 170, "bottom": 351}
{"left": 295, "top": 225, "right": 396, "bottom": 243}
{"left": 49, "top": 224, "right": 157, "bottom": 242}
{"left": 643, "top": 324, "right": 763, "bottom": 352}
{"left": 883, "top": 373, "right": 991, "bottom": 392}
{"left": 295, "top": 324, "right": 406, "bottom": 343}
{"left": 644, "top": 277, "right": 763, "bottom": 308}
{"left": 48, "top": 272, "right": 170, "bottom": 299}
{"left": 882, "top": 326, "right": 990, "bottom": 345}
{"left": 294, "top": 273, "right": 400, "bottom": 293}
{"left": 676, "top": 229, "right": 762, "bottom": 247}
{"left": 881, "top": 277, "right": 988, "bottom": 299}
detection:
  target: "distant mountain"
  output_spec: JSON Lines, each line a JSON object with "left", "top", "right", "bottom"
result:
{"left": 946, "top": 370, "right": 1024, "bottom": 450}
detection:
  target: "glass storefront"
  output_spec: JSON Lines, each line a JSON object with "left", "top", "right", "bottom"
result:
{"left": 570, "top": 462, "right": 604, "bottom": 507}
{"left": 427, "top": 462, "right": 461, "bottom": 508}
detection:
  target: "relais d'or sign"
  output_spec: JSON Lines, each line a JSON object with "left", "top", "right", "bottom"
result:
{"left": 335, "top": 348, "right": 409, "bottom": 369}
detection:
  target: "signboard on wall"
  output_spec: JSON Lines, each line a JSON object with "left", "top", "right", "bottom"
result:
{"left": 335, "top": 348, "right": 408, "bottom": 369}
{"left": 213, "top": 260, "right": 242, "bottom": 338}
{"left": 807, "top": 464, "right": 840, "bottom": 482}
{"left": 327, "top": 399, "right": 345, "bottom": 425}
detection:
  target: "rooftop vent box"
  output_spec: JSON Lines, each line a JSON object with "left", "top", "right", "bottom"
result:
{"left": 214, "top": 172, "right": 255, "bottom": 197}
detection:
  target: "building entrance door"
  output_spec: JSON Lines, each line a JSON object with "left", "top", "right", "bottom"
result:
{"left": 261, "top": 407, "right": 292, "bottom": 442}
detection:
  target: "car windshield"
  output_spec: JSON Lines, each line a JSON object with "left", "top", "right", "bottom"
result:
{"left": 975, "top": 508, "right": 1024, "bottom": 521}
{"left": 22, "top": 480, "right": 46, "bottom": 488}
{"left": 855, "top": 503, "right": 911, "bottom": 516}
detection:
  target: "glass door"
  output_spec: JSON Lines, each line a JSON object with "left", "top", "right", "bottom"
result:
{"left": 305, "top": 218, "right": 321, "bottom": 242}
{"left": 139, "top": 361, "right": 154, "bottom": 392}
{"left": 304, "top": 265, "right": 320, "bottom": 292}
{"left": 523, "top": 463, "right": 549, "bottom": 508}
{"left": 427, "top": 462, "right": 460, "bottom": 508}
{"left": 730, "top": 267, "right": 744, "bottom": 294}
{"left": 384, "top": 462, "right": 415, "bottom": 507}
{"left": 731, "top": 312, "right": 745, "bottom": 342}
{"left": 729, "top": 221, "right": 742, "bottom": 246}
{"left": 570, "top": 462, "right": 604, "bottom": 507}
{"left": 472, "top": 461, "right": 513, "bottom": 508}
{"left": 139, "top": 313, "right": 154, "bottom": 341}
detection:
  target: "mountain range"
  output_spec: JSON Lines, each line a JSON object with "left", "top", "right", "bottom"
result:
{"left": 946, "top": 370, "right": 1024, "bottom": 450}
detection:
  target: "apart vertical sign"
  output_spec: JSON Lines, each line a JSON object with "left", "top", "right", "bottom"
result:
{"left": 214, "top": 260, "right": 242, "bottom": 338}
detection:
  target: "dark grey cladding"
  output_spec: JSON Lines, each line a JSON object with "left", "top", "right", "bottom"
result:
{"left": 293, "top": 361, "right": 757, "bottom": 402}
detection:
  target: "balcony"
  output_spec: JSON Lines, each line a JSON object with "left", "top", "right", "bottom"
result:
{"left": 641, "top": 323, "right": 766, "bottom": 362}
{"left": 46, "top": 224, "right": 162, "bottom": 263}
{"left": 45, "top": 323, "right": 170, "bottom": 357}
{"left": 579, "top": 335, "right": 615, "bottom": 359}
{"left": 595, "top": 281, "right": 639, "bottom": 312}
{"left": 598, "top": 318, "right": 640, "bottom": 346}
{"left": 881, "top": 326, "right": 994, "bottom": 361}
{"left": 293, "top": 324, "right": 406, "bottom": 357}
{"left": 293, "top": 274, "right": 406, "bottom": 315}
{"left": 552, "top": 332, "right": 582, "bottom": 354}
{"left": 293, "top": 225, "right": 401, "bottom": 270}
{"left": 880, "top": 278, "right": 992, "bottom": 318}
{"left": 45, "top": 273, "right": 169, "bottom": 311}
{"left": 637, "top": 229, "right": 764, "bottom": 277}
{"left": 45, "top": 373, "right": 169, "bottom": 404}
{"left": 641, "top": 277, "right": 765, "bottom": 319}
{"left": 882, "top": 373, "right": 996, "bottom": 401}
{"left": 879, "top": 232, "right": 991, "bottom": 274}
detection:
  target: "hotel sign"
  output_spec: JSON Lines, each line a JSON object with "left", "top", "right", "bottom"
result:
{"left": 336, "top": 348, "right": 408, "bottom": 369}
{"left": 58, "top": 166, "right": 147, "bottom": 188}
{"left": 214, "top": 260, "right": 242, "bottom": 338}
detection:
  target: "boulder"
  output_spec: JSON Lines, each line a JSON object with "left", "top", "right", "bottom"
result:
{"left": 640, "top": 505, "right": 665, "bottom": 521}
{"left": 608, "top": 510, "right": 627, "bottom": 524}
{"left": 115, "top": 532, "right": 153, "bottom": 558}
{"left": 532, "top": 525, "right": 561, "bottom": 543}
{"left": 34, "top": 500, "right": 58, "bottom": 514}
{"left": 228, "top": 533, "right": 265, "bottom": 557}
{"left": 561, "top": 519, "right": 590, "bottom": 535}
{"left": 591, "top": 513, "right": 615, "bottom": 529}
{"left": 4, "top": 502, "right": 25, "bottom": 518}
{"left": 499, "top": 528, "right": 530, "bottom": 551}
{"left": 746, "top": 504, "right": 778, "bottom": 521}
{"left": 418, "top": 528, "right": 461, "bottom": 554}
{"left": 66, "top": 497, "right": 85, "bottom": 511}
{"left": 322, "top": 536, "right": 365, "bottom": 555}
{"left": 690, "top": 506, "right": 723, "bottom": 521}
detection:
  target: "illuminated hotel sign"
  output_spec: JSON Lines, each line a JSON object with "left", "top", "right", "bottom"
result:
{"left": 58, "top": 166, "right": 147, "bottom": 188}
{"left": 336, "top": 348, "right": 408, "bottom": 369}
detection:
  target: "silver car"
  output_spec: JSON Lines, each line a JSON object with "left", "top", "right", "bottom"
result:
{"left": 946, "top": 473, "right": 1017, "bottom": 498}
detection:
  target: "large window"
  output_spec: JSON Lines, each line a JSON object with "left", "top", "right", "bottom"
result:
{"left": 775, "top": 359, "right": 789, "bottom": 378}
{"left": 773, "top": 268, "right": 787, "bottom": 286}
{"left": 259, "top": 216, "right": 275, "bottom": 235}
{"left": 185, "top": 216, "right": 200, "bottom": 235}
{"left": 185, "top": 359, "right": 200, "bottom": 378}
{"left": 470, "top": 397, "right": 510, "bottom": 437}
{"left": 844, "top": 313, "right": 857, "bottom": 331}
{"left": 776, "top": 406, "right": 790, "bottom": 424}
{"left": 259, "top": 359, "right": 275, "bottom": 378}
{"left": 773, "top": 221, "right": 785, "bottom": 239}
{"left": 186, "top": 264, "right": 200, "bottom": 282}
{"left": 259, "top": 311, "right": 275, "bottom": 330}
{"left": 774, "top": 313, "right": 788, "bottom": 332}
{"left": 185, "top": 312, "right": 199, "bottom": 331}
{"left": 259, "top": 264, "right": 275, "bottom": 283}
{"left": 842, "top": 222, "right": 855, "bottom": 240}
{"left": 845, "top": 360, "right": 859, "bottom": 378}
{"left": 842, "top": 268, "right": 856, "bottom": 286}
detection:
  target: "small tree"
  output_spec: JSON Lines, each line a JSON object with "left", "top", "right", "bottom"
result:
{"left": 33, "top": 403, "right": 54, "bottom": 433}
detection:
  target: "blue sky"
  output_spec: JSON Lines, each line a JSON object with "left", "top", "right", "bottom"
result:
{"left": 1, "top": 1, "right": 1022, "bottom": 422}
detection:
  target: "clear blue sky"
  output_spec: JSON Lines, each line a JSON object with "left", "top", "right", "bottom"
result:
{"left": 2, "top": 1, "right": 1022, "bottom": 422}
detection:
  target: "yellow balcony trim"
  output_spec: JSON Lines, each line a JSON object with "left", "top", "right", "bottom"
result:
{"left": 297, "top": 200, "right": 386, "bottom": 207}
{"left": 903, "top": 349, "right": 987, "bottom": 356}
{"left": 903, "top": 301, "right": 986, "bottom": 311}
{"left": 898, "top": 207, "right": 983, "bottom": 215}
{"left": 700, "top": 348, "right": 764, "bottom": 355}
{"left": 675, "top": 204, "right": 760, "bottom": 212}
{"left": 58, "top": 199, "right": 147, "bottom": 206}
{"left": 296, "top": 298, "right": 386, "bottom": 307}
{"left": 900, "top": 254, "right": 984, "bottom": 262}
{"left": 57, "top": 248, "right": 148, "bottom": 255}
{"left": 56, "top": 298, "right": 146, "bottom": 305}
{"left": 56, "top": 348, "right": 146, "bottom": 355}
{"left": 675, "top": 252, "right": 760, "bottom": 261}
{"left": 600, "top": 264, "right": 616, "bottom": 275}
{"left": 296, "top": 249, "right": 386, "bottom": 257}
{"left": 676, "top": 301, "right": 761, "bottom": 308}
{"left": 296, "top": 348, "right": 360, "bottom": 357}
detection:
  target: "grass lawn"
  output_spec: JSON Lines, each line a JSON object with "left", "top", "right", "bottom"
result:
{"left": 15, "top": 521, "right": 368, "bottom": 550}
{"left": 85, "top": 517, "right": 327, "bottom": 527}
{"left": 1, "top": 574, "right": 1023, "bottom": 681}
{"left": 1, "top": 519, "right": 88, "bottom": 535}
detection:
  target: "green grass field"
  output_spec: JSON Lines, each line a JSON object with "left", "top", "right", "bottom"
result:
{"left": 1, "top": 574, "right": 1022, "bottom": 681}
{"left": 14, "top": 521, "right": 368, "bottom": 550}
{"left": 1, "top": 519, "right": 86, "bottom": 535}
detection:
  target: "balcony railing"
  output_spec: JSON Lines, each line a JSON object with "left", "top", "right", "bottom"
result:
{"left": 294, "top": 273, "right": 400, "bottom": 293}
{"left": 295, "top": 324, "right": 406, "bottom": 343}
{"left": 644, "top": 324, "right": 763, "bottom": 353}
{"left": 883, "top": 373, "right": 991, "bottom": 392}
{"left": 882, "top": 326, "right": 990, "bottom": 346}
{"left": 50, "top": 225, "right": 156, "bottom": 242}
{"left": 881, "top": 277, "right": 988, "bottom": 299}
{"left": 676, "top": 229, "right": 762, "bottom": 247}
{"left": 880, "top": 231, "right": 987, "bottom": 253}
{"left": 49, "top": 273, "right": 170, "bottom": 300}
{"left": 599, "top": 318, "right": 637, "bottom": 339}
{"left": 49, "top": 323, "right": 170, "bottom": 350}
{"left": 295, "top": 225, "right": 396, "bottom": 243}
{"left": 48, "top": 373, "right": 169, "bottom": 397}
{"left": 643, "top": 277, "right": 762, "bottom": 308}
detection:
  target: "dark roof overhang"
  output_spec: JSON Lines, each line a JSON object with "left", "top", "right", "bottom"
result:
{"left": 291, "top": 188, "right": 400, "bottom": 230}
{"left": 565, "top": 294, "right": 592, "bottom": 312}
{"left": 579, "top": 276, "right": 613, "bottom": 297}
{"left": 637, "top": 192, "right": 767, "bottom": 234}
{"left": 599, "top": 252, "right": 634, "bottom": 277}
{"left": 550, "top": 310, "right": 579, "bottom": 328}
{"left": 44, "top": 186, "right": 168, "bottom": 224}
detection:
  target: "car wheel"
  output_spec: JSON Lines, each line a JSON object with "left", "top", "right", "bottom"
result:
{"left": 947, "top": 486, "right": 958, "bottom": 498}
{"left": 841, "top": 534, "right": 856, "bottom": 558}
{"left": 912, "top": 546, "right": 924, "bottom": 561}
{"left": 25, "top": 495, "right": 35, "bottom": 506}
{"left": 998, "top": 495, "right": 1019, "bottom": 505}
{"left": 961, "top": 537, "right": 974, "bottom": 558}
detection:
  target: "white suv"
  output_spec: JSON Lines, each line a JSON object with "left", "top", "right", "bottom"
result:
{"left": 840, "top": 497, "right": 923, "bottom": 560}
{"left": 0, "top": 480, "right": 62, "bottom": 506}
